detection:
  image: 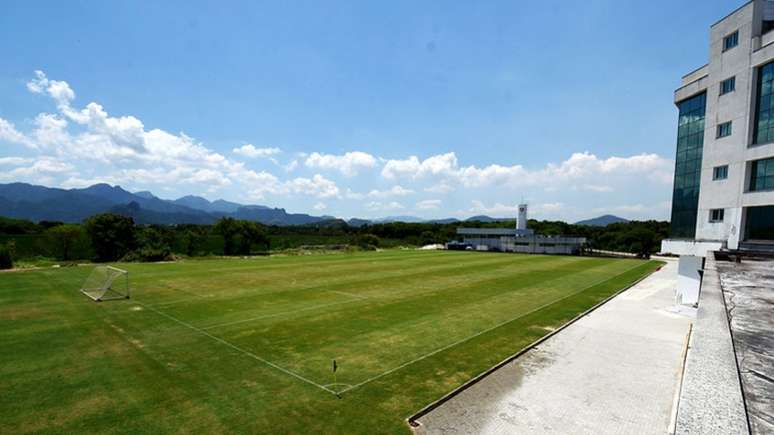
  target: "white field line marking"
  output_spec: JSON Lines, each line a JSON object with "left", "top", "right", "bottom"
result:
{"left": 337, "top": 261, "right": 649, "bottom": 394}
{"left": 201, "top": 297, "right": 365, "bottom": 331}
{"left": 134, "top": 300, "right": 337, "bottom": 395}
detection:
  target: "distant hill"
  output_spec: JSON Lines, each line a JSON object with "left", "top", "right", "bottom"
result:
{"left": 575, "top": 215, "right": 629, "bottom": 226}
{"left": 133, "top": 190, "right": 157, "bottom": 199}
{"left": 231, "top": 205, "right": 326, "bottom": 226}
{"left": 375, "top": 216, "right": 426, "bottom": 223}
{"left": 173, "top": 195, "right": 247, "bottom": 214}
{"left": 347, "top": 218, "right": 372, "bottom": 227}
{"left": 0, "top": 182, "right": 327, "bottom": 226}
{"left": 109, "top": 202, "right": 215, "bottom": 225}
{"left": 465, "top": 215, "right": 507, "bottom": 223}
{"left": 426, "top": 218, "right": 460, "bottom": 224}
{"left": 0, "top": 182, "right": 580, "bottom": 227}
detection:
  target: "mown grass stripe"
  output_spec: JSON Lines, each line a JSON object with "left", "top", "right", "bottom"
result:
{"left": 336, "top": 261, "right": 649, "bottom": 394}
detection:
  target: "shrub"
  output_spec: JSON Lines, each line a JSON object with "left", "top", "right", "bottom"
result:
{"left": 0, "top": 243, "right": 13, "bottom": 269}
{"left": 356, "top": 234, "right": 380, "bottom": 250}
{"left": 122, "top": 246, "right": 174, "bottom": 262}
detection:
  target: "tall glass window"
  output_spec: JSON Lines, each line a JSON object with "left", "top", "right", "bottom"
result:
{"left": 750, "top": 157, "right": 774, "bottom": 191}
{"left": 669, "top": 92, "right": 706, "bottom": 238}
{"left": 754, "top": 61, "right": 774, "bottom": 145}
{"left": 745, "top": 205, "right": 774, "bottom": 240}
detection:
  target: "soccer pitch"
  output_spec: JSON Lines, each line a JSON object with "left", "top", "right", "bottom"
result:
{"left": 0, "top": 250, "right": 661, "bottom": 434}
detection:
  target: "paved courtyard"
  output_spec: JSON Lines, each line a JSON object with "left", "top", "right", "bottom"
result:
{"left": 415, "top": 258, "right": 692, "bottom": 435}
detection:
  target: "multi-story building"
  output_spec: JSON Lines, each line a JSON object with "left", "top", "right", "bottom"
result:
{"left": 662, "top": 0, "right": 774, "bottom": 305}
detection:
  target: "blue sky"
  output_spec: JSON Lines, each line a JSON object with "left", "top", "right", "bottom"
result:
{"left": 0, "top": 0, "right": 738, "bottom": 221}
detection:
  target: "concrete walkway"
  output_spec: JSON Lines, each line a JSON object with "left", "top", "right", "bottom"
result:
{"left": 415, "top": 259, "right": 692, "bottom": 435}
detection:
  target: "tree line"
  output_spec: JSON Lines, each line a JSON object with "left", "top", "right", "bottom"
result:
{"left": 0, "top": 213, "right": 669, "bottom": 268}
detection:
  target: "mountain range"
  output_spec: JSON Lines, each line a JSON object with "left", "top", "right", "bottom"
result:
{"left": 0, "top": 182, "right": 509, "bottom": 226}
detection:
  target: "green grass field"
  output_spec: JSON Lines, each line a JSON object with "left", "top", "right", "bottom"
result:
{"left": 0, "top": 250, "right": 661, "bottom": 434}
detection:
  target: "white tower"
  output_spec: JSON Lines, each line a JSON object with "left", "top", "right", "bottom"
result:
{"left": 517, "top": 203, "right": 528, "bottom": 231}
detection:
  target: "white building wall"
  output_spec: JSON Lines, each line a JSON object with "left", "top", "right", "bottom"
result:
{"left": 691, "top": 0, "right": 774, "bottom": 249}
{"left": 694, "top": 2, "right": 755, "bottom": 250}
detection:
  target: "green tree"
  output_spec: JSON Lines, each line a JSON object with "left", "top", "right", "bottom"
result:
{"left": 214, "top": 217, "right": 241, "bottom": 255}
{"left": 131, "top": 226, "right": 172, "bottom": 261}
{"left": 621, "top": 227, "right": 658, "bottom": 258}
{"left": 84, "top": 214, "right": 137, "bottom": 262}
{"left": 46, "top": 224, "right": 85, "bottom": 261}
{"left": 236, "top": 221, "right": 269, "bottom": 254}
{"left": 182, "top": 227, "right": 208, "bottom": 256}
{"left": 0, "top": 243, "right": 13, "bottom": 269}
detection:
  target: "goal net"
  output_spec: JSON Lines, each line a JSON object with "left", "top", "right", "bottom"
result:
{"left": 81, "top": 265, "right": 130, "bottom": 301}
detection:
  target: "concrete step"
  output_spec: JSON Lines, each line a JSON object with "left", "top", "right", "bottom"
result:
{"left": 739, "top": 241, "right": 774, "bottom": 254}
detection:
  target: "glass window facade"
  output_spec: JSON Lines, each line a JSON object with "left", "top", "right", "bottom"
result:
{"left": 670, "top": 92, "right": 706, "bottom": 238}
{"left": 750, "top": 157, "right": 774, "bottom": 191}
{"left": 709, "top": 209, "right": 724, "bottom": 222}
{"left": 713, "top": 165, "right": 728, "bottom": 180}
{"left": 720, "top": 77, "right": 735, "bottom": 95}
{"left": 754, "top": 61, "right": 774, "bottom": 144}
{"left": 723, "top": 31, "right": 738, "bottom": 51}
{"left": 745, "top": 206, "right": 774, "bottom": 240}
{"left": 717, "top": 121, "right": 732, "bottom": 138}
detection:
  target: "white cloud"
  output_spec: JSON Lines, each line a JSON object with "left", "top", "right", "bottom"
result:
{"left": 0, "top": 157, "right": 74, "bottom": 182}
{"left": 590, "top": 201, "right": 671, "bottom": 220}
{"left": 468, "top": 200, "right": 566, "bottom": 218}
{"left": 243, "top": 170, "right": 284, "bottom": 199}
{"left": 27, "top": 70, "right": 75, "bottom": 109}
{"left": 416, "top": 199, "right": 441, "bottom": 210}
{"left": 0, "top": 118, "right": 30, "bottom": 147}
{"left": 9, "top": 70, "right": 249, "bottom": 194}
{"left": 468, "top": 200, "right": 521, "bottom": 216}
{"left": 424, "top": 181, "right": 454, "bottom": 194}
{"left": 0, "top": 157, "right": 32, "bottom": 166}
{"left": 347, "top": 185, "right": 414, "bottom": 199}
{"left": 233, "top": 144, "right": 281, "bottom": 158}
{"left": 366, "top": 201, "right": 405, "bottom": 211}
{"left": 381, "top": 152, "right": 458, "bottom": 180}
{"left": 60, "top": 176, "right": 118, "bottom": 188}
{"left": 383, "top": 151, "right": 672, "bottom": 194}
{"left": 288, "top": 174, "right": 340, "bottom": 198}
{"left": 304, "top": 151, "right": 377, "bottom": 176}
{"left": 581, "top": 184, "right": 614, "bottom": 193}
{"left": 313, "top": 202, "right": 327, "bottom": 211}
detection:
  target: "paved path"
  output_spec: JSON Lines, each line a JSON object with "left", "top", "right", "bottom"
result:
{"left": 717, "top": 258, "right": 774, "bottom": 435}
{"left": 415, "top": 259, "right": 692, "bottom": 435}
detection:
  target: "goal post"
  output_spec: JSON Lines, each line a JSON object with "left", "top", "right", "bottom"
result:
{"left": 81, "top": 265, "right": 130, "bottom": 301}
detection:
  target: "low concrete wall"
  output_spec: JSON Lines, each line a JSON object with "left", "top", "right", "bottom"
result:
{"left": 674, "top": 254, "right": 749, "bottom": 434}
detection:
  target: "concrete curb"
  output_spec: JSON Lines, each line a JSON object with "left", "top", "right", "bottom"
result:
{"left": 673, "top": 254, "right": 749, "bottom": 434}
